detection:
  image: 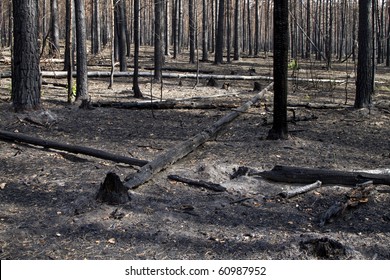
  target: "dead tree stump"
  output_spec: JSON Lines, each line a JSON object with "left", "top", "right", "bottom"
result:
{"left": 96, "top": 172, "right": 130, "bottom": 205}
{"left": 253, "top": 82, "right": 262, "bottom": 91}
{"left": 207, "top": 77, "right": 218, "bottom": 87}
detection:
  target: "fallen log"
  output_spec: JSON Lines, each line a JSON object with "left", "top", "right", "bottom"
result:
{"left": 0, "top": 129, "right": 148, "bottom": 167}
{"left": 93, "top": 100, "right": 238, "bottom": 110}
{"left": 168, "top": 174, "right": 226, "bottom": 192}
{"left": 257, "top": 165, "right": 390, "bottom": 185}
{"left": 278, "top": 180, "right": 322, "bottom": 198}
{"left": 121, "top": 82, "right": 274, "bottom": 189}
{"left": 0, "top": 70, "right": 351, "bottom": 83}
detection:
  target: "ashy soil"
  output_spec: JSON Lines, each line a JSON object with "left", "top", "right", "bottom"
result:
{"left": 0, "top": 48, "right": 389, "bottom": 259}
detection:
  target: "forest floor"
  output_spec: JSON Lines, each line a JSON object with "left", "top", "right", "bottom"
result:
{"left": 0, "top": 47, "right": 390, "bottom": 259}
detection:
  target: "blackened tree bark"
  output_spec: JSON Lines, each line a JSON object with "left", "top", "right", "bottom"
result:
{"left": 215, "top": 0, "right": 225, "bottom": 64}
{"left": 115, "top": 0, "right": 127, "bottom": 71}
{"left": 133, "top": 0, "right": 143, "bottom": 98}
{"left": 387, "top": 6, "right": 390, "bottom": 67}
{"left": 74, "top": 0, "right": 90, "bottom": 107}
{"left": 164, "top": 0, "right": 170, "bottom": 56}
{"left": 12, "top": 0, "right": 41, "bottom": 112}
{"left": 189, "top": 0, "right": 196, "bottom": 64}
{"left": 64, "top": 0, "right": 73, "bottom": 72}
{"left": 173, "top": 0, "right": 178, "bottom": 58}
{"left": 267, "top": 0, "right": 288, "bottom": 140}
{"left": 254, "top": 0, "right": 260, "bottom": 56}
{"left": 154, "top": 0, "right": 164, "bottom": 81}
{"left": 92, "top": 0, "right": 101, "bottom": 54}
{"left": 50, "top": 0, "right": 60, "bottom": 56}
{"left": 65, "top": 0, "right": 74, "bottom": 103}
{"left": 202, "top": 0, "right": 209, "bottom": 61}
{"left": 355, "top": 0, "right": 373, "bottom": 108}
{"left": 233, "top": 0, "right": 241, "bottom": 60}
{"left": 226, "top": 0, "right": 231, "bottom": 63}
{"left": 247, "top": 0, "right": 252, "bottom": 56}
{"left": 306, "top": 0, "right": 311, "bottom": 59}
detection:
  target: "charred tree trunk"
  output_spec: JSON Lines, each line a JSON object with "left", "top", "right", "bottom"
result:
{"left": 65, "top": 0, "right": 74, "bottom": 103}
{"left": 154, "top": 0, "right": 164, "bottom": 81}
{"left": 12, "top": 0, "right": 41, "bottom": 112}
{"left": 355, "top": 0, "right": 373, "bottom": 108}
{"left": 233, "top": 0, "right": 241, "bottom": 60}
{"left": 214, "top": 0, "right": 225, "bottom": 64}
{"left": 189, "top": 0, "right": 196, "bottom": 64}
{"left": 133, "top": 0, "right": 143, "bottom": 98}
{"left": 74, "top": 0, "right": 89, "bottom": 107}
{"left": 115, "top": 0, "right": 127, "bottom": 71}
{"left": 267, "top": 0, "right": 288, "bottom": 140}
{"left": 50, "top": 0, "right": 60, "bottom": 57}
{"left": 91, "top": 0, "right": 101, "bottom": 54}
{"left": 202, "top": 0, "right": 209, "bottom": 61}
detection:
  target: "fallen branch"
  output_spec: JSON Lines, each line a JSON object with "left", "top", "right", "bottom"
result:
{"left": 121, "top": 82, "right": 274, "bottom": 189}
{"left": 168, "top": 175, "right": 226, "bottom": 192}
{"left": 0, "top": 130, "right": 148, "bottom": 167}
{"left": 278, "top": 180, "right": 322, "bottom": 198}
{"left": 257, "top": 165, "right": 390, "bottom": 185}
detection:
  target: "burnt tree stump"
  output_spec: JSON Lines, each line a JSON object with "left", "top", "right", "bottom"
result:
{"left": 96, "top": 172, "right": 130, "bottom": 205}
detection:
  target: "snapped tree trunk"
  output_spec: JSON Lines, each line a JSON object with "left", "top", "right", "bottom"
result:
{"left": 12, "top": 0, "right": 41, "bottom": 112}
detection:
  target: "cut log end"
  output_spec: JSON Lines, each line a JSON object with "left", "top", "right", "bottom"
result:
{"left": 96, "top": 172, "right": 130, "bottom": 205}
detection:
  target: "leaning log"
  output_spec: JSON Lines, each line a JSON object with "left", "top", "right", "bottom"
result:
{"left": 257, "top": 165, "right": 390, "bottom": 185}
{"left": 121, "top": 82, "right": 274, "bottom": 189}
{"left": 0, "top": 129, "right": 148, "bottom": 167}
